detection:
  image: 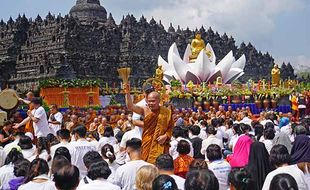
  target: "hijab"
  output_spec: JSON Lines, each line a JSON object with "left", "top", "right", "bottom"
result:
{"left": 229, "top": 135, "right": 253, "bottom": 168}
{"left": 291, "top": 135, "right": 310, "bottom": 164}
{"left": 273, "top": 132, "right": 293, "bottom": 154}
{"left": 247, "top": 142, "right": 271, "bottom": 190}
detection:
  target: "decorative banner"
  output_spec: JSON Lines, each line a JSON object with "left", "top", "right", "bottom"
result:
{"left": 40, "top": 87, "right": 100, "bottom": 107}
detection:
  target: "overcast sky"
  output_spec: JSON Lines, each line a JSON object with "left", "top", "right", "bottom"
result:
{"left": 1, "top": 0, "right": 309, "bottom": 72}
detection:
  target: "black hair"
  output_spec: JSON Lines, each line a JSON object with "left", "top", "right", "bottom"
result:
{"left": 83, "top": 151, "right": 103, "bottom": 169}
{"left": 24, "top": 158, "right": 49, "bottom": 183}
{"left": 155, "top": 154, "right": 174, "bottom": 171}
{"left": 152, "top": 174, "right": 178, "bottom": 190}
{"left": 269, "top": 144, "right": 291, "bottom": 169}
{"left": 101, "top": 144, "right": 116, "bottom": 164}
{"left": 54, "top": 165, "right": 80, "bottom": 190}
{"left": 218, "top": 118, "right": 225, "bottom": 126}
{"left": 36, "top": 137, "right": 51, "bottom": 162}
{"left": 54, "top": 147, "right": 71, "bottom": 163}
{"left": 269, "top": 173, "right": 298, "bottom": 190}
{"left": 103, "top": 126, "right": 114, "bottom": 137}
{"left": 51, "top": 155, "right": 70, "bottom": 175}
{"left": 228, "top": 168, "right": 254, "bottom": 190}
{"left": 72, "top": 125, "right": 87, "bottom": 138}
{"left": 264, "top": 128, "right": 275, "bottom": 140}
{"left": 254, "top": 123, "right": 264, "bottom": 141}
{"left": 206, "top": 144, "right": 222, "bottom": 161}
{"left": 172, "top": 126, "right": 186, "bottom": 138}
{"left": 5, "top": 148, "right": 23, "bottom": 165}
{"left": 185, "top": 169, "right": 219, "bottom": 190}
{"left": 13, "top": 159, "right": 30, "bottom": 177}
{"left": 56, "top": 129, "right": 71, "bottom": 140}
{"left": 265, "top": 122, "right": 274, "bottom": 130}
{"left": 115, "top": 130, "right": 124, "bottom": 143}
{"left": 176, "top": 140, "right": 191, "bottom": 155}
{"left": 232, "top": 123, "right": 242, "bottom": 136}
{"left": 18, "top": 135, "right": 33, "bottom": 150}
{"left": 87, "top": 160, "right": 111, "bottom": 180}
{"left": 294, "top": 125, "right": 307, "bottom": 136}
{"left": 126, "top": 138, "right": 142, "bottom": 150}
{"left": 189, "top": 125, "right": 200, "bottom": 136}
{"left": 47, "top": 133, "right": 60, "bottom": 146}
{"left": 31, "top": 97, "right": 42, "bottom": 105}
{"left": 240, "top": 123, "right": 250, "bottom": 134}
{"left": 211, "top": 118, "right": 219, "bottom": 128}
{"left": 207, "top": 126, "right": 216, "bottom": 135}
{"left": 189, "top": 159, "right": 208, "bottom": 171}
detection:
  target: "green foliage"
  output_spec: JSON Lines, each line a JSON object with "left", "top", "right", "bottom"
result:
{"left": 39, "top": 78, "right": 103, "bottom": 88}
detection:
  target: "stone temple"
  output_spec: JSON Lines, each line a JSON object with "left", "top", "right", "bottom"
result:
{"left": 0, "top": 0, "right": 296, "bottom": 91}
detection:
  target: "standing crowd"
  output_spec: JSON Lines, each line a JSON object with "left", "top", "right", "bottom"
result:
{"left": 0, "top": 90, "right": 309, "bottom": 190}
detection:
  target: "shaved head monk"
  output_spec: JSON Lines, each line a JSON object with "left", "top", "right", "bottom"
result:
{"left": 125, "top": 84, "right": 174, "bottom": 164}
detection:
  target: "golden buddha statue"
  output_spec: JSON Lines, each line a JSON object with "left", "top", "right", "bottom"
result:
{"left": 190, "top": 33, "right": 205, "bottom": 62}
{"left": 271, "top": 64, "right": 280, "bottom": 87}
{"left": 155, "top": 65, "right": 164, "bottom": 81}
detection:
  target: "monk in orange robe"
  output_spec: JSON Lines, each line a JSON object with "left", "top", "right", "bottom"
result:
{"left": 16, "top": 92, "right": 34, "bottom": 134}
{"left": 125, "top": 84, "right": 174, "bottom": 164}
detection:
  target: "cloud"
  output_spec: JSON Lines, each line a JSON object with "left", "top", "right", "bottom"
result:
{"left": 276, "top": 55, "right": 310, "bottom": 73}
{"left": 142, "top": 0, "right": 304, "bottom": 45}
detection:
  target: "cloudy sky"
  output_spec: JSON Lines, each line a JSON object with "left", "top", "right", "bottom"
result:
{"left": 1, "top": 0, "right": 309, "bottom": 72}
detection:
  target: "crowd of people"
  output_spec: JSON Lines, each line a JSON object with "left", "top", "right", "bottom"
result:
{"left": 0, "top": 88, "right": 309, "bottom": 190}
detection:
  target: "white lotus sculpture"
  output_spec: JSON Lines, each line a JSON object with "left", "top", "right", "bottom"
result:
{"left": 158, "top": 43, "right": 246, "bottom": 84}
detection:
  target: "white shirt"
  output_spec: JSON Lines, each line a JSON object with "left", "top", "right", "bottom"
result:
{"left": 169, "top": 137, "right": 194, "bottom": 160}
{"left": 78, "top": 179, "right": 120, "bottom": 190}
{"left": 21, "top": 146, "right": 36, "bottom": 160}
{"left": 170, "top": 174, "right": 185, "bottom": 190}
{"left": 70, "top": 139, "right": 96, "bottom": 178}
{"left": 0, "top": 163, "right": 14, "bottom": 189}
{"left": 262, "top": 165, "right": 308, "bottom": 190}
{"left": 50, "top": 141, "right": 72, "bottom": 159}
{"left": 208, "top": 160, "right": 231, "bottom": 190}
{"left": 132, "top": 98, "right": 146, "bottom": 137}
{"left": 32, "top": 106, "right": 50, "bottom": 137}
{"left": 18, "top": 174, "right": 56, "bottom": 190}
{"left": 78, "top": 175, "right": 93, "bottom": 187}
{"left": 113, "top": 160, "right": 150, "bottom": 190}
{"left": 0, "top": 147, "right": 6, "bottom": 167}
{"left": 48, "top": 112, "right": 63, "bottom": 135}
{"left": 262, "top": 139, "right": 273, "bottom": 153}
{"left": 240, "top": 117, "right": 252, "bottom": 126}
{"left": 201, "top": 135, "right": 223, "bottom": 156}
{"left": 105, "top": 159, "right": 120, "bottom": 183}
{"left": 97, "top": 136, "right": 117, "bottom": 152}
{"left": 3, "top": 139, "right": 19, "bottom": 155}
{"left": 120, "top": 127, "right": 142, "bottom": 149}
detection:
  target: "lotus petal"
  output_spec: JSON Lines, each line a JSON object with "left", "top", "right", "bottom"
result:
{"left": 231, "top": 54, "right": 246, "bottom": 70}
{"left": 216, "top": 51, "right": 234, "bottom": 77}
{"left": 168, "top": 43, "right": 181, "bottom": 67}
{"left": 183, "top": 44, "right": 191, "bottom": 63}
{"left": 187, "top": 50, "right": 205, "bottom": 80}
{"left": 206, "top": 43, "right": 216, "bottom": 64}
{"left": 172, "top": 54, "right": 191, "bottom": 82}
{"left": 223, "top": 68, "right": 243, "bottom": 83}
{"left": 185, "top": 71, "right": 201, "bottom": 84}
{"left": 207, "top": 69, "right": 222, "bottom": 83}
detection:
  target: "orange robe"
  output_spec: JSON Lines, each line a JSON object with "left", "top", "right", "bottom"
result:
{"left": 25, "top": 104, "right": 34, "bottom": 134}
{"left": 142, "top": 106, "right": 174, "bottom": 164}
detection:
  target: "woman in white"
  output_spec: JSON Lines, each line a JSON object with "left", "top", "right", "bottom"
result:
{"left": 18, "top": 135, "right": 36, "bottom": 160}
{"left": 77, "top": 160, "right": 120, "bottom": 190}
{"left": 101, "top": 144, "right": 120, "bottom": 182}
{"left": 97, "top": 126, "right": 117, "bottom": 152}
{"left": 18, "top": 158, "right": 56, "bottom": 190}
{"left": 29, "top": 137, "right": 52, "bottom": 166}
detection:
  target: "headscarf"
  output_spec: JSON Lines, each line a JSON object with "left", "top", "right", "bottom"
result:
{"left": 229, "top": 135, "right": 253, "bottom": 168}
{"left": 291, "top": 135, "right": 310, "bottom": 164}
{"left": 273, "top": 132, "right": 293, "bottom": 154}
{"left": 279, "top": 117, "right": 290, "bottom": 128}
{"left": 247, "top": 142, "right": 271, "bottom": 190}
